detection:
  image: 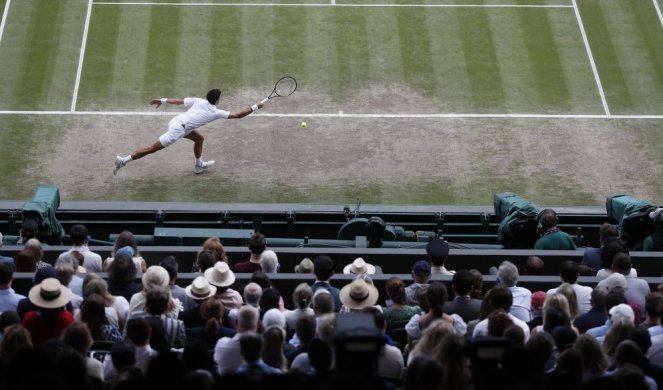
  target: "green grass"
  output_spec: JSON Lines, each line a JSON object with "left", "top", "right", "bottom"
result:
{"left": 0, "top": 0, "right": 662, "bottom": 205}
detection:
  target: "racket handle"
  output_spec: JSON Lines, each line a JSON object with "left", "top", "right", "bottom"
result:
{"left": 261, "top": 97, "right": 269, "bottom": 104}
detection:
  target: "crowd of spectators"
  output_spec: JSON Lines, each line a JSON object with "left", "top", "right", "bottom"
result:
{"left": 0, "top": 219, "right": 662, "bottom": 390}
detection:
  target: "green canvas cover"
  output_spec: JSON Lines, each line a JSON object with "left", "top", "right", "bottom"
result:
{"left": 21, "top": 184, "right": 65, "bottom": 244}
{"left": 605, "top": 195, "right": 657, "bottom": 249}
{"left": 494, "top": 192, "right": 541, "bottom": 249}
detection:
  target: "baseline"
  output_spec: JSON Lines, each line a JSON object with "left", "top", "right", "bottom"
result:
{"left": 92, "top": 2, "right": 573, "bottom": 8}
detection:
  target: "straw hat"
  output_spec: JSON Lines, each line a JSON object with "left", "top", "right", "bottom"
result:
{"left": 185, "top": 276, "right": 217, "bottom": 301}
{"left": 343, "top": 258, "right": 376, "bottom": 275}
{"left": 205, "top": 261, "right": 236, "bottom": 287}
{"left": 142, "top": 266, "right": 170, "bottom": 290}
{"left": 295, "top": 258, "right": 314, "bottom": 273}
{"left": 339, "top": 279, "right": 379, "bottom": 310}
{"left": 28, "top": 278, "right": 71, "bottom": 309}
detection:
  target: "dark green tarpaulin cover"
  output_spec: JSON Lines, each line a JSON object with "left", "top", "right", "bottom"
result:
{"left": 494, "top": 192, "right": 541, "bottom": 249}
{"left": 606, "top": 195, "right": 657, "bottom": 249}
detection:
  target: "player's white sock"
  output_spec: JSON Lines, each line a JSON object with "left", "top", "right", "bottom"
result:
{"left": 122, "top": 156, "right": 132, "bottom": 164}
{"left": 196, "top": 158, "right": 203, "bottom": 166}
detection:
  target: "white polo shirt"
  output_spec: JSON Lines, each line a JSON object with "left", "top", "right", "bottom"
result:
{"left": 176, "top": 98, "right": 229, "bottom": 130}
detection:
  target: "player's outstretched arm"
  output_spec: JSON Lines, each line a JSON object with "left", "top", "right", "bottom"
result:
{"left": 228, "top": 101, "right": 264, "bottom": 119}
{"left": 150, "top": 98, "right": 185, "bottom": 108}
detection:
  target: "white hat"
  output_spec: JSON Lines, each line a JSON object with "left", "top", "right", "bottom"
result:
{"left": 609, "top": 303, "right": 635, "bottom": 324}
{"left": 339, "top": 279, "right": 379, "bottom": 310}
{"left": 28, "top": 278, "right": 71, "bottom": 309}
{"left": 205, "top": 261, "right": 235, "bottom": 288}
{"left": 604, "top": 273, "right": 628, "bottom": 292}
{"left": 185, "top": 276, "right": 217, "bottom": 301}
{"left": 343, "top": 258, "right": 376, "bottom": 275}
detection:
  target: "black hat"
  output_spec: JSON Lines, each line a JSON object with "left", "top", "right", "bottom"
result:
{"left": 426, "top": 239, "right": 449, "bottom": 258}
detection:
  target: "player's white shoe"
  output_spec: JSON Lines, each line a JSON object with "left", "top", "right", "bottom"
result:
{"left": 194, "top": 160, "right": 215, "bottom": 174}
{"left": 113, "top": 156, "right": 127, "bottom": 175}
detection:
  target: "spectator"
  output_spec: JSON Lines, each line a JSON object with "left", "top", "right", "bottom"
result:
{"left": 405, "top": 260, "right": 431, "bottom": 306}
{"left": 0, "top": 324, "right": 32, "bottom": 363}
{"left": 187, "top": 296, "right": 235, "bottom": 349}
{"left": 597, "top": 253, "right": 650, "bottom": 309}
{"left": 79, "top": 293, "right": 123, "bottom": 342}
{"left": 426, "top": 238, "right": 454, "bottom": 275}
{"left": 643, "top": 292, "right": 663, "bottom": 330}
{"left": 310, "top": 255, "right": 341, "bottom": 311}
{"left": 363, "top": 306, "right": 404, "bottom": 382}
{"left": 14, "top": 248, "right": 36, "bottom": 273}
{"left": 627, "top": 326, "right": 663, "bottom": 388}
{"left": 235, "top": 333, "right": 283, "bottom": 375}
{"left": 56, "top": 224, "right": 103, "bottom": 273}
{"left": 547, "top": 260, "right": 592, "bottom": 315}
{"left": 84, "top": 276, "right": 129, "bottom": 331}
{"left": 294, "top": 258, "right": 314, "bottom": 274}
{"left": 497, "top": 260, "right": 532, "bottom": 322}
{"left": 197, "top": 236, "right": 228, "bottom": 269}
{"left": 107, "top": 251, "right": 142, "bottom": 302}
{"left": 313, "top": 289, "right": 335, "bottom": 316}
{"left": 228, "top": 282, "right": 263, "bottom": 328}
{"left": 194, "top": 250, "right": 217, "bottom": 273}
{"left": 524, "top": 256, "right": 545, "bottom": 275}
{"left": 205, "top": 261, "right": 243, "bottom": 310}
{"left": 259, "top": 288, "right": 282, "bottom": 317}
{"left": 62, "top": 322, "right": 104, "bottom": 381}
{"left": 534, "top": 208, "right": 576, "bottom": 250}
{"left": 285, "top": 315, "right": 316, "bottom": 367}
{"left": 343, "top": 257, "right": 377, "bottom": 275}
{"left": 24, "top": 239, "right": 51, "bottom": 270}
{"left": 406, "top": 282, "right": 467, "bottom": 341}
{"left": 262, "top": 325, "right": 287, "bottom": 371}
{"left": 599, "top": 273, "right": 643, "bottom": 324}
{"left": 178, "top": 276, "right": 217, "bottom": 328}
{"left": 433, "top": 333, "right": 472, "bottom": 390}
{"left": 0, "top": 233, "right": 14, "bottom": 266}
{"left": 472, "top": 286, "right": 530, "bottom": 341}
{"left": 17, "top": 219, "right": 39, "bottom": 245}
{"left": 233, "top": 232, "right": 266, "bottom": 273}
{"left": 597, "top": 239, "right": 635, "bottom": 278}
{"left": 104, "top": 318, "right": 156, "bottom": 379}
{"left": 403, "top": 355, "right": 444, "bottom": 390}
{"left": 583, "top": 223, "right": 618, "bottom": 273}
{"left": 214, "top": 305, "right": 260, "bottom": 375}
{"left": 53, "top": 255, "right": 83, "bottom": 308}
{"left": 644, "top": 208, "right": 663, "bottom": 251}
{"left": 469, "top": 268, "right": 485, "bottom": 300}
{"left": 0, "top": 310, "right": 20, "bottom": 335}
{"left": 339, "top": 278, "right": 379, "bottom": 313}
{"left": 21, "top": 278, "right": 74, "bottom": 346}
{"left": 528, "top": 291, "right": 547, "bottom": 330}
{"left": 555, "top": 283, "right": 580, "bottom": 321}
{"left": 573, "top": 334, "right": 608, "bottom": 378}
{"left": 103, "top": 231, "right": 147, "bottom": 273}
{"left": 159, "top": 256, "right": 188, "bottom": 308}
{"left": 129, "top": 265, "right": 183, "bottom": 318}
{"left": 445, "top": 269, "right": 482, "bottom": 323}
{"left": 407, "top": 319, "right": 455, "bottom": 365}
{"left": 382, "top": 277, "right": 422, "bottom": 332}
{"left": 606, "top": 340, "right": 658, "bottom": 390}
{"left": 144, "top": 287, "right": 187, "bottom": 349}
{"left": 0, "top": 262, "right": 26, "bottom": 312}
{"left": 259, "top": 250, "right": 280, "bottom": 274}
{"left": 284, "top": 283, "right": 314, "bottom": 331}
{"left": 603, "top": 318, "right": 635, "bottom": 363}
{"left": 251, "top": 271, "right": 285, "bottom": 311}
{"left": 574, "top": 287, "right": 609, "bottom": 333}
{"left": 586, "top": 289, "right": 629, "bottom": 339}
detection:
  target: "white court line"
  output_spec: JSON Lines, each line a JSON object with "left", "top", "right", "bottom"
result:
{"left": 572, "top": 0, "right": 610, "bottom": 116}
{"left": 0, "top": 0, "right": 11, "bottom": 45}
{"left": 654, "top": 0, "right": 663, "bottom": 31}
{"left": 93, "top": 2, "right": 573, "bottom": 8}
{"left": 71, "top": 0, "right": 94, "bottom": 112}
{"left": 0, "top": 110, "right": 662, "bottom": 119}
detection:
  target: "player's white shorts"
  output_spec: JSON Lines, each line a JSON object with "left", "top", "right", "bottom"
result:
{"left": 159, "top": 118, "right": 193, "bottom": 147}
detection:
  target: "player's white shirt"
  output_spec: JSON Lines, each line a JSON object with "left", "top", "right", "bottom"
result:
{"left": 175, "top": 98, "right": 230, "bottom": 130}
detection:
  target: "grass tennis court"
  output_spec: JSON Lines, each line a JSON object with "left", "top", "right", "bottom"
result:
{"left": 0, "top": 0, "right": 662, "bottom": 205}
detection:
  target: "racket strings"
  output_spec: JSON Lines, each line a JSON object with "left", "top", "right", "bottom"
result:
{"left": 274, "top": 77, "right": 297, "bottom": 97}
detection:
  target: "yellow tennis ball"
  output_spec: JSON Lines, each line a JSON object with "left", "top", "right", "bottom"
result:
{"left": 301, "top": 121, "right": 307, "bottom": 128}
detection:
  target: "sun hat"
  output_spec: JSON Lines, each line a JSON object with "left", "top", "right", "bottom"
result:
{"left": 343, "top": 258, "right": 376, "bottom": 275}
{"left": 295, "top": 258, "right": 314, "bottom": 274}
{"left": 185, "top": 276, "right": 217, "bottom": 301}
{"left": 204, "top": 261, "right": 236, "bottom": 288}
{"left": 339, "top": 278, "right": 379, "bottom": 310}
{"left": 604, "top": 273, "right": 628, "bottom": 292}
{"left": 142, "top": 266, "right": 170, "bottom": 290}
{"left": 28, "top": 277, "right": 71, "bottom": 309}
{"left": 609, "top": 303, "right": 635, "bottom": 324}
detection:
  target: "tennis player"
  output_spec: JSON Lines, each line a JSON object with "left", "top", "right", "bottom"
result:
{"left": 113, "top": 89, "right": 263, "bottom": 175}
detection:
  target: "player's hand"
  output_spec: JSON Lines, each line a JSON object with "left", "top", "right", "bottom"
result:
{"left": 149, "top": 99, "right": 162, "bottom": 108}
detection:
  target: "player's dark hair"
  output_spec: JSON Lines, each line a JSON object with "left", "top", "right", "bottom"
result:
{"left": 206, "top": 89, "right": 221, "bottom": 105}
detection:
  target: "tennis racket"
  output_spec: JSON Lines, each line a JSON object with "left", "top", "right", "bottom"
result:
{"left": 261, "top": 76, "right": 297, "bottom": 104}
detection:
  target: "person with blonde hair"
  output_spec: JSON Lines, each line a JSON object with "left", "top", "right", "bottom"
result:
{"left": 192, "top": 236, "right": 228, "bottom": 272}
{"left": 262, "top": 325, "right": 287, "bottom": 371}
{"left": 103, "top": 231, "right": 147, "bottom": 273}
{"left": 531, "top": 293, "right": 575, "bottom": 337}
{"left": 284, "top": 283, "right": 314, "bottom": 331}
{"left": 555, "top": 283, "right": 580, "bottom": 321}
{"left": 407, "top": 319, "right": 455, "bottom": 365}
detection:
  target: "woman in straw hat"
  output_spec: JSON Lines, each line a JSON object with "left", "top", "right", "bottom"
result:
{"left": 21, "top": 277, "right": 74, "bottom": 345}
{"left": 204, "top": 262, "right": 243, "bottom": 310}
{"left": 339, "top": 277, "right": 380, "bottom": 313}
